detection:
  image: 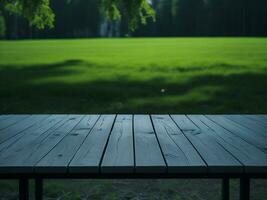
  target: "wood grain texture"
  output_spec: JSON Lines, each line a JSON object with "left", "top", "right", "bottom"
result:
{"left": 36, "top": 115, "right": 99, "bottom": 173}
{"left": 152, "top": 115, "right": 206, "bottom": 173}
{"left": 134, "top": 115, "right": 166, "bottom": 173}
{"left": 0, "top": 115, "right": 13, "bottom": 121}
{"left": 0, "top": 115, "right": 67, "bottom": 173}
{"left": 101, "top": 115, "right": 134, "bottom": 173}
{"left": 244, "top": 115, "right": 267, "bottom": 126}
{"left": 200, "top": 115, "right": 267, "bottom": 173}
{"left": 206, "top": 115, "right": 267, "bottom": 152}
{"left": 69, "top": 115, "right": 116, "bottom": 173}
{"left": 172, "top": 115, "right": 242, "bottom": 173}
{"left": 0, "top": 115, "right": 49, "bottom": 144}
{"left": 225, "top": 115, "right": 267, "bottom": 137}
{"left": 0, "top": 115, "right": 30, "bottom": 130}
{"left": 0, "top": 115, "right": 83, "bottom": 173}
{"left": 244, "top": 115, "right": 267, "bottom": 128}
{"left": 0, "top": 114, "right": 266, "bottom": 175}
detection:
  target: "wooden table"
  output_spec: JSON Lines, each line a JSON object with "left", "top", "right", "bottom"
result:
{"left": 0, "top": 114, "right": 266, "bottom": 200}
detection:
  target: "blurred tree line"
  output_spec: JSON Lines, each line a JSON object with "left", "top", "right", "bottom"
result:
{"left": 1, "top": 0, "right": 267, "bottom": 39}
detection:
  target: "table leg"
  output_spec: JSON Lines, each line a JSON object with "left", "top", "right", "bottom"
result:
{"left": 35, "top": 178, "right": 43, "bottom": 200}
{"left": 19, "top": 178, "right": 29, "bottom": 200}
{"left": 240, "top": 177, "right": 250, "bottom": 200}
{"left": 222, "top": 178, "right": 230, "bottom": 200}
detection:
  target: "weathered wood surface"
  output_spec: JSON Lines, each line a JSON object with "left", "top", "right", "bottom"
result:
{"left": 69, "top": 115, "right": 116, "bottom": 173}
{"left": 0, "top": 114, "right": 266, "bottom": 175}
{"left": 172, "top": 115, "right": 242, "bottom": 173}
{"left": 101, "top": 115, "right": 134, "bottom": 173}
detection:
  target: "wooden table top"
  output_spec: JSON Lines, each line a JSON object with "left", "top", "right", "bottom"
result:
{"left": 0, "top": 114, "right": 266, "bottom": 176}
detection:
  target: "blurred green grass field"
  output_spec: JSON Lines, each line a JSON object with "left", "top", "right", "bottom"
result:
{"left": 0, "top": 38, "right": 267, "bottom": 114}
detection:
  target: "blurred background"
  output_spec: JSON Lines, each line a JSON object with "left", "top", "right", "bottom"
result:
{"left": 1, "top": 0, "right": 267, "bottom": 39}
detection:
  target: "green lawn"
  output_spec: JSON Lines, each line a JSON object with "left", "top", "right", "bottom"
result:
{"left": 0, "top": 38, "right": 267, "bottom": 114}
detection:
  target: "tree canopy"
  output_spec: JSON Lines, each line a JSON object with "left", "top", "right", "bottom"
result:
{"left": 2, "top": 0, "right": 267, "bottom": 38}
{"left": 1, "top": 0, "right": 155, "bottom": 30}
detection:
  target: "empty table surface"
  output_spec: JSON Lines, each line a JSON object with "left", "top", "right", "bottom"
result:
{"left": 0, "top": 114, "right": 267, "bottom": 175}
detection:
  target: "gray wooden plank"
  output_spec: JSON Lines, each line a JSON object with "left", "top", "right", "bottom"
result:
{"left": 244, "top": 115, "right": 267, "bottom": 127}
{"left": 69, "top": 115, "right": 116, "bottom": 174}
{"left": 241, "top": 115, "right": 267, "bottom": 128}
{"left": 0, "top": 115, "right": 9, "bottom": 120}
{"left": 199, "top": 115, "right": 267, "bottom": 173}
{"left": 0, "top": 115, "right": 84, "bottom": 173}
{"left": 0, "top": 115, "right": 68, "bottom": 173}
{"left": 171, "top": 115, "right": 242, "bottom": 173}
{"left": 206, "top": 115, "right": 267, "bottom": 152}
{"left": 36, "top": 115, "right": 99, "bottom": 173}
{"left": 0, "top": 115, "right": 49, "bottom": 144}
{"left": 134, "top": 115, "right": 166, "bottom": 173}
{"left": 151, "top": 115, "right": 206, "bottom": 173}
{"left": 0, "top": 115, "right": 58, "bottom": 152}
{"left": 0, "top": 115, "right": 30, "bottom": 130}
{"left": 225, "top": 115, "right": 267, "bottom": 137}
{"left": 101, "top": 115, "right": 134, "bottom": 174}
{"left": 0, "top": 115, "right": 14, "bottom": 121}
{"left": 240, "top": 115, "right": 267, "bottom": 129}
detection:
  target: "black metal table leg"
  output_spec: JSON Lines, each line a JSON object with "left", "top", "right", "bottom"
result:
{"left": 222, "top": 178, "right": 230, "bottom": 200}
{"left": 35, "top": 178, "right": 43, "bottom": 200}
{"left": 240, "top": 177, "right": 250, "bottom": 200}
{"left": 19, "top": 178, "right": 29, "bottom": 200}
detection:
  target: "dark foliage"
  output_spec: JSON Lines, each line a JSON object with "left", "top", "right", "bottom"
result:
{"left": 1, "top": 0, "right": 267, "bottom": 38}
